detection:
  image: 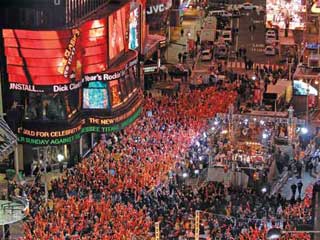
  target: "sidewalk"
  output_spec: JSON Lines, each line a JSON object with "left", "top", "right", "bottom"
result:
{"left": 280, "top": 171, "right": 317, "bottom": 200}
{"left": 166, "top": 12, "right": 203, "bottom": 64}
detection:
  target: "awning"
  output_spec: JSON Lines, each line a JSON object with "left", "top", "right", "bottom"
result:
{"left": 0, "top": 118, "right": 17, "bottom": 161}
{"left": 143, "top": 34, "right": 167, "bottom": 60}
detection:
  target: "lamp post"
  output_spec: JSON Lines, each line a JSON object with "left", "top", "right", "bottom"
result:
{"left": 306, "top": 79, "right": 310, "bottom": 126}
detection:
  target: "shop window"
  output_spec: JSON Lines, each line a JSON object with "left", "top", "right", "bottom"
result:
{"left": 31, "top": 145, "right": 69, "bottom": 174}
{"left": 109, "top": 80, "right": 122, "bottom": 106}
{"left": 25, "top": 90, "right": 79, "bottom": 121}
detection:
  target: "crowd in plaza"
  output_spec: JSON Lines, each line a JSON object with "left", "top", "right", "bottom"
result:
{"left": 21, "top": 87, "right": 238, "bottom": 239}
{"left": 16, "top": 83, "right": 316, "bottom": 240}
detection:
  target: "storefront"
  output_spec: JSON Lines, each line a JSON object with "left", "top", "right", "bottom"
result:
{"left": 142, "top": 35, "right": 167, "bottom": 89}
{"left": 1, "top": 2, "right": 144, "bottom": 174}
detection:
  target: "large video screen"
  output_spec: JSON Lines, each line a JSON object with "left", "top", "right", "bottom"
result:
{"left": 129, "top": 8, "right": 140, "bottom": 50}
{"left": 3, "top": 17, "right": 108, "bottom": 87}
{"left": 108, "top": 8, "right": 127, "bottom": 61}
{"left": 83, "top": 82, "right": 109, "bottom": 109}
{"left": 266, "top": 0, "right": 306, "bottom": 30}
{"left": 3, "top": 29, "right": 82, "bottom": 85}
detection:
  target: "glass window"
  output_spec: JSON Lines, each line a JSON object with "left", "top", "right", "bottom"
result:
{"left": 25, "top": 90, "right": 79, "bottom": 121}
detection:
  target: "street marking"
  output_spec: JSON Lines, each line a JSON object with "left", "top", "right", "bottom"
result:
{"left": 226, "top": 60, "right": 283, "bottom": 70}
{"left": 251, "top": 47, "right": 265, "bottom": 52}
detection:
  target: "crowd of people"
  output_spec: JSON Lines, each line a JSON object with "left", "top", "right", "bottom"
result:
{"left": 10, "top": 82, "right": 313, "bottom": 239}
{"left": 22, "top": 87, "right": 237, "bottom": 239}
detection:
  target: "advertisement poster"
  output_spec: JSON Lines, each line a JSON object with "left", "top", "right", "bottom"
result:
{"left": 3, "top": 16, "right": 109, "bottom": 92}
{"left": 108, "top": 7, "right": 127, "bottom": 61}
{"left": 3, "top": 28, "right": 82, "bottom": 86}
{"left": 83, "top": 81, "right": 109, "bottom": 109}
{"left": 146, "top": 0, "right": 172, "bottom": 35}
{"left": 129, "top": 7, "right": 140, "bottom": 50}
{"left": 266, "top": 0, "right": 306, "bottom": 29}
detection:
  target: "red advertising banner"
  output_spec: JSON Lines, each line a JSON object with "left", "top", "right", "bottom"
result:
{"left": 108, "top": 5, "right": 129, "bottom": 62}
{"left": 2, "top": 3, "right": 138, "bottom": 92}
{"left": 3, "top": 18, "right": 107, "bottom": 89}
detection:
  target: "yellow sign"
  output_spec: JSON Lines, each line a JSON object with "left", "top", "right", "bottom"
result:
{"left": 195, "top": 210, "right": 200, "bottom": 240}
{"left": 155, "top": 222, "right": 160, "bottom": 240}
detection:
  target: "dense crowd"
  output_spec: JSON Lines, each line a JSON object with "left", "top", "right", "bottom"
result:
{"left": 22, "top": 87, "right": 237, "bottom": 239}
{"left": 16, "top": 84, "right": 315, "bottom": 240}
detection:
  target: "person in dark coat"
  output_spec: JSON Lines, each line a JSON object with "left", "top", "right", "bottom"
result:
{"left": 297, "top": 180, "right": 303, "bottom": 199}
{"left": 291, "top": 183, "right": 297, "bottom": 202}
{"left": 178, "top": 52, "right": 182, "bottom": 63}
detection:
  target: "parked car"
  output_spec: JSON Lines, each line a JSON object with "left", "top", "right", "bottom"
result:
{"left": 265, "top": 29, "right": 278, "bottom": 44}
{"left": 239, "top": 2, "right": 257, "bottom": 10}
{"left": 168, "top": 64, "right": 191, "bottom": 78}
{"left": 264, "top": 45, "right": 278, "bottom": 56}
{"left": 201, "top": 49, "right": 213, "bottom": 61}
{"left": 215, "top": 45, "right": 228, "bottom": 59}
{"left": 222, "top": 31, "right": 232, "bottom": 43}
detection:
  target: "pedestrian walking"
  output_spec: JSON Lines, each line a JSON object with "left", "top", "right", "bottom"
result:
{"left": 297, "top": 180, "right": 303, "bottom": 199}
{"left": 178, "top": 52, "right": 182, "bottom": 63}
{"left": 182, "top": 52, "right": 187, "bottom": 63}
{"left": 296, "top": 160, "right": 303, "bottom": 178}
{"left": 180, "top": 28, "right": 184, "bottom": 37}
{"left": 290, "top": 183, "right": 297, "bottom": 202}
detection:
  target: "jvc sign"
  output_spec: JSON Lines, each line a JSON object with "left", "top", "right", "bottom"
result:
{"left": 146, "top": 0, "right": 172, "bottom": 15}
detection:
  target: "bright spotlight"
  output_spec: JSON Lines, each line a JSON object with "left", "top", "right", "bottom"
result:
{"left": 301, "top": 127, "right": 308, "bottom": 134}
{"left": 252, "top": 76, "right": 256, "bottom": 81}
{"left": 262, "top": 133, "right": 268, "bottom": 139}
{"left": 194, "top": 169, "right": 200, "bottom": 175}
{"left": 214, "top": 121, "right": 219, "bottom": 125}
{"left": 182, "top": 173, "right": 188, "bottom": 178}
{"left": 260, "top": 120, "right": 265, "bottom": 125}
{"left": 211, "top": 126, "right": 215, "bottom": 131}
{"left": 261, "top": 187, "right": 267, "bottom": 193}
{"left": 57, "top": 154, "right": 65, "bottom": 162}
{"left": 253, "top": 118, "right": 257, "bottom": 121}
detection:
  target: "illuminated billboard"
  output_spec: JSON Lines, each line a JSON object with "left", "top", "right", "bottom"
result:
{"left": 83, "top": 82, "right": 110, "bottom": 109}
{"left": 3, "top": 17, "right": 108, "bottom": 92}
{"left": 108, "top": 7, "right": 128, "bottom": 61}
{"left": 129, "top": 8, "right": 140, "bottom": 50}
{"left": 266, "top": 0, "right": 306, "bottom": 30}
{"left": 146, "top": 0, "right": 172, "bottom": 35}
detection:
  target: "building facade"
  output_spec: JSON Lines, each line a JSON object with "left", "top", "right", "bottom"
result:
{"left": 0, "top": 0, "right": 147, "bottom": 174}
